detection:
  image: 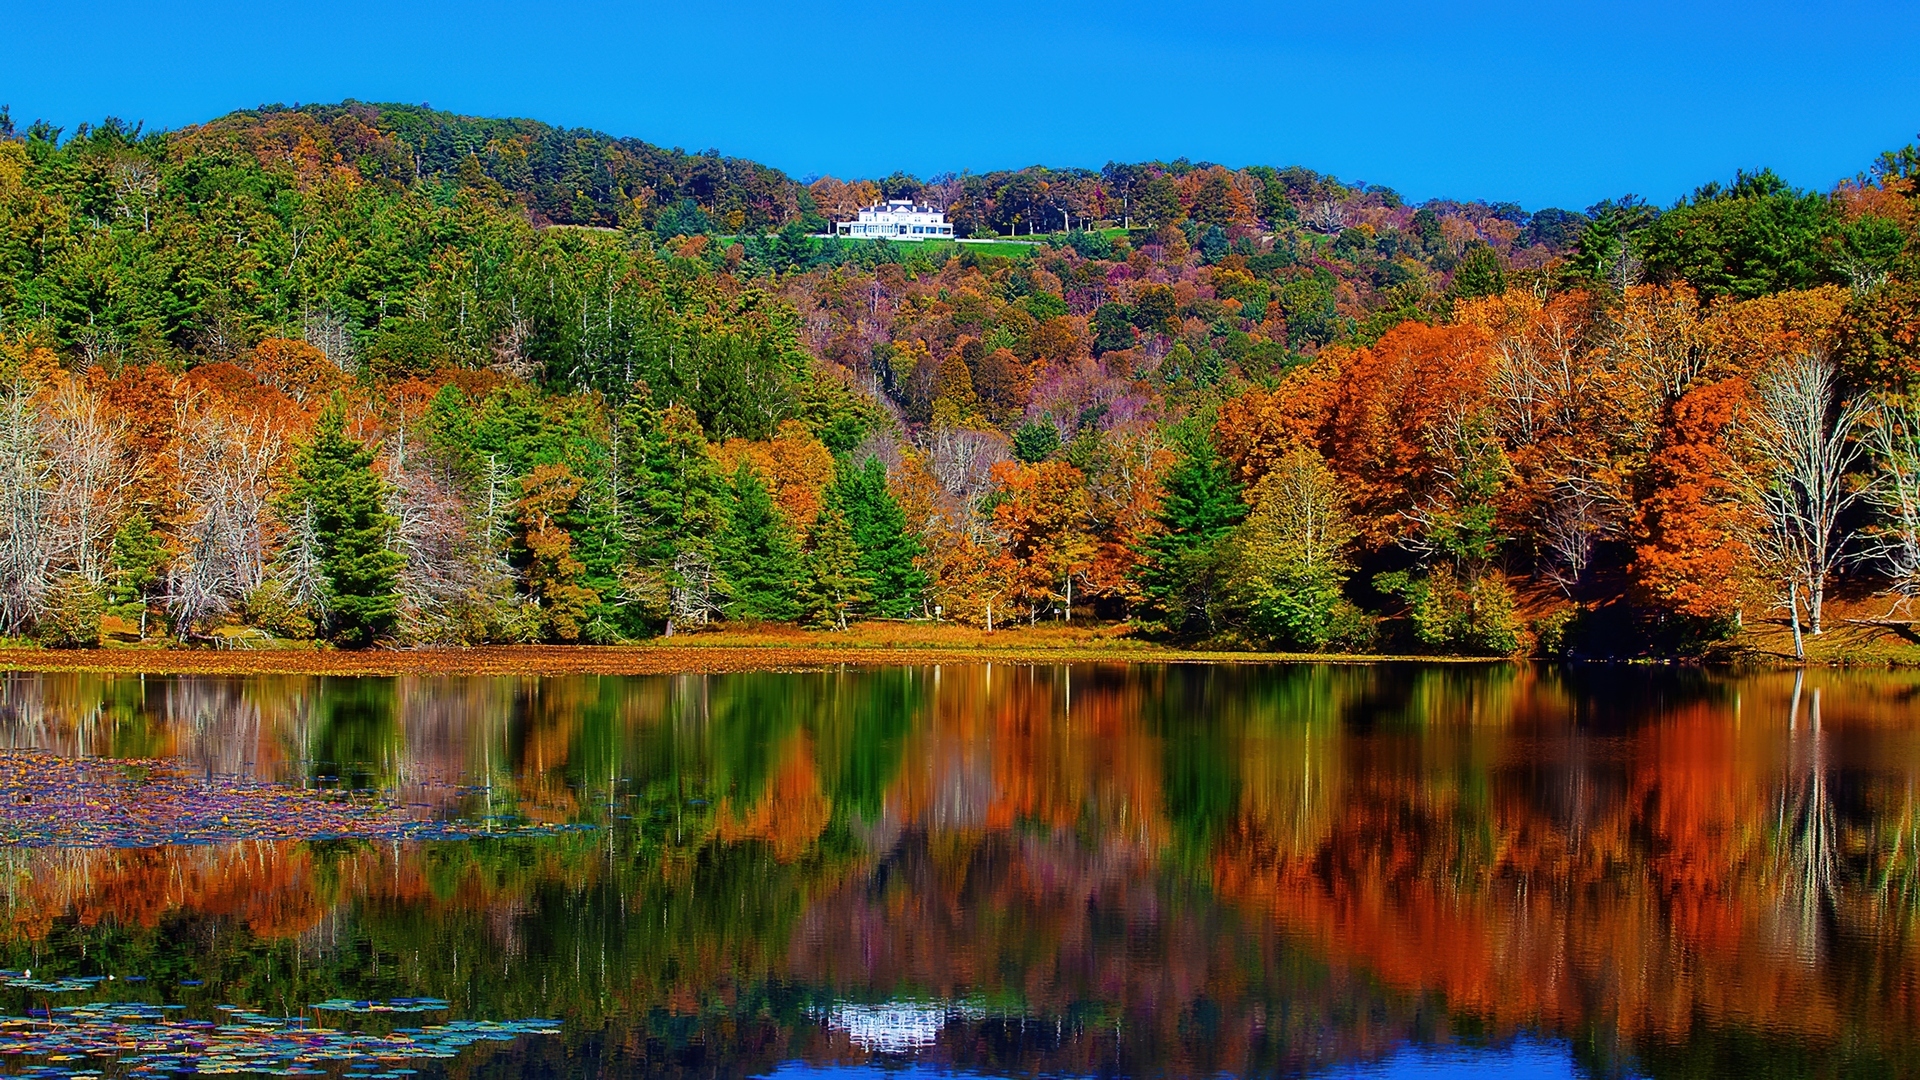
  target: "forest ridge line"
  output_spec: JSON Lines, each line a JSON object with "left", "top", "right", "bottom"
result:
{"left": 0, "top": 99, "right": 1915, "bottom": 660}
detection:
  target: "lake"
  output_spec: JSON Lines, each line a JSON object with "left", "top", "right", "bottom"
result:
{"left": 0, "top": 662, "right": 1911, "bottom": 1079}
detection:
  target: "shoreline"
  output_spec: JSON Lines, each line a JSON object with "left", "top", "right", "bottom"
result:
{"left": 0, "top": 641, "right": 1510, "bottom": 677}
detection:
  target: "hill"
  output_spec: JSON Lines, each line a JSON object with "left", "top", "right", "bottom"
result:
{"left": 0, "top": 99, "right": 1914, "bottom": 660}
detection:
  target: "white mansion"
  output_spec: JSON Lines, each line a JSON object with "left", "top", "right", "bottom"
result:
{"left": 836, "top": 199, "right": 953, "bottom": 240}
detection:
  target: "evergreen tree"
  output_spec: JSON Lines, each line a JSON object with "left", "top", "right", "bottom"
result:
{"left": 624, "top": 395, "right": 727, "bottom": 566}
{"left": 800, "top": 506, "right": 869, "bottom": 630}
{"left": 1133, "top": 435, "right": 1246, "bottom": 638}
{"left": 106, "top": 511, "right": 164, "bottom": 634}
{"left": 1012, "top": 421, "right": 1061, "bottom": 463}
{"left": 716, "top": 461, "right": 803, "bottom": 621}
{"left": 827, "top": 456, "right": 928, "bottom": 617}
{"left": 619, "top": 393, "right": 730, "bottom": 631}
{"left": 288, "top": 396, "right": 403, "bottom": 647}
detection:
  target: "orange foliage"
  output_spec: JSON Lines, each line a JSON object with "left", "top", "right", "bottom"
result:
{"left": 245, "top": 337, "right": 347, "bottom": 403}
{"left": 1322, "top": 322, "right": 1496, "bottom": 544}
{"left": 1214, "top": 354, "right": 1340, "bottom": 485}
{"left": 989, "top": 460, "right": 1096, "bottom": 621}
{"left": 712, "top": 419, "right": 836, "bottom": 540}
{"left": 1632, "top": 378, "right": 1762, "bottom": 622}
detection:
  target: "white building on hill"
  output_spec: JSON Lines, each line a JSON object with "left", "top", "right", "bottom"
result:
{"left": 836, "top": 199, "right": 953, "bottom": 240}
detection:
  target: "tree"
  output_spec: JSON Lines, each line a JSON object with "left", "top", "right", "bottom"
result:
{"left": 1745, "top": 350, "right": 1870, "bottom": 642}
{"left": 716, "top": 461, "right": 803, "bottom": 621}
{"left": 991, "top": 460, "right": 1096, "bottom": 622}
{"left": 516, "top": 463, "right": 599, "bottom": 642}
{"left": 1640, "top": 170, "right": 1842, "bottom": 299}
{"left": 1226, "top": 447, "right": 1359, "bottom": 649}
{"left": 827, "top": 456, "right": 928, "bottom": 617}
{"left": 1012, "top": 422, "right": 1060, "bottom": 464}
{"left": 625, "top": 396, "right": 728, "bottom": 632}
{"left": 287, "top": 396, "right": 402, "bottom": 647}
{"left": 106, "top": 511, "right": 163, "bottom": 634}
{"left": 1632, "top": 378, "right": 1761, "bottom": 631}
{"left": 1133, "top": 435, "right": 1246, "bottom": 637}
{"left": 800, "top": 506, "right": 869, "bottom": 630}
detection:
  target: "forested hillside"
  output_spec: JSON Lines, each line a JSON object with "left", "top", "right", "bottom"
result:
{"left": 0, "top": 100, "right": 1914, "bottom": 654}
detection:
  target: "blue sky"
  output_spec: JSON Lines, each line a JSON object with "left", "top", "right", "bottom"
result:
{"left": 6, "top": 0, "right": 1917, "bottom": 211}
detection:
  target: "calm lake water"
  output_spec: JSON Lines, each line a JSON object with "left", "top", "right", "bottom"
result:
{"left": 0, "top": 663, "right": 1912, "bottom": 1079}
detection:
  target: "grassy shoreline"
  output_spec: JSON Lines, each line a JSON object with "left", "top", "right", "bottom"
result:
{"left": 4, "top": 617, "right": 1912, "bottom": 677}
{"left": 0, "top": 623, "right": 1506, "bottom": 676}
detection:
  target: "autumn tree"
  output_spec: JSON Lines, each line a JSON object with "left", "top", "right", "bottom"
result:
{"left": 516, "top": 463, "right": 599, "bottom": 642}
{"left": 1632, "top": 378, "right": 1762, "bottom": 632}
{"left": 990, "top": 459, "right": 1095, "bottom": 622}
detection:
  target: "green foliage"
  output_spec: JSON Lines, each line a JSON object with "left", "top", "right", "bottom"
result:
{"left": 1531, "top": 606, "right": 1581, "bottom": 659}
{"left": 623, "top": 394, "right": 728, "bottom": 618}
{"left": 288, "top": 396, "right": 403, "bottom": 647}
{"left": 1011, "top": 421, "right": 1061, "bottom": 463}
{"left": 1223, "top": 449, "right": 1366, "bottom": 651}
{"left": 716, "top": 462, "right": 803, "bottom": 622}
{"left": 827, "top": 456, "right": 927, "bottom": 618}
{"left": 1134, "top": 434, "right": 1246, "bottom": 638}
{"left": 800, "top": 506, "right": 869, "bottom": 630}
{"left": 793, "top": 367, "right": 885, "bottom": 453}
{"left": 1450, "top": 243, "right": 1507, "bottom": 299}
{"left": 1376, "top": 566, "right": 1523, "bottom": 656}
{"left": 106, "top": 512, "right": 164, "bottom": 626}
{"left": 243, "top": 580, "right": 316, "bottom": 640}
{"left": 1568, "top": 197, "right": 1658, "bottom": 289}
{"left": 1639, "top": 170, "right": 1842, "bottom": 299}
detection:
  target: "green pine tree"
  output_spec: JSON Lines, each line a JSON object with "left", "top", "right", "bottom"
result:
{"left": 716, "top": 461, "right": 803, "bottom": 622}
{"left": 800, "top": 506, "right": 870, "bottom": 630}
{"left": 289, "top": 396, "right": 403, "bottom": 647}
{"left": 828, "top": 456, "right": 928, "bottom": 618}
{"left": 619, "top": 394, "right": 730, "bottom": 631}
{"left": 1132, "top": 436, "right": 1246, "bottom": 638}
{"left": 106, "top": 511, "right": 164, "bottom": 634}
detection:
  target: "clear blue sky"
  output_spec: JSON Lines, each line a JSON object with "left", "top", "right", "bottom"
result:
{"left": 7, "top": 0, "right": 1917, "bottom": 211}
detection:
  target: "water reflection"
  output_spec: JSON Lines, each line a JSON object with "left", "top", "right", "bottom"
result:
{"left": 0, "top": 664, "right": 1910, "bottom": 1077}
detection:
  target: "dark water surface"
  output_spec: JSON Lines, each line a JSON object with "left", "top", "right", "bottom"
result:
{"left": 0, "top": 663, "right": 1912, "bottom": 1079}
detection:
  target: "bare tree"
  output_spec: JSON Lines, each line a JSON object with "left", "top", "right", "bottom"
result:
{"left": 302, "top": 308, "right": 357, "bottom": 374}
{"left": 0, "top": 385, "right": 55, "bottom": 634}
{"left": 921, "top": 425, "right": 1008, "bottom": 542}
{"left": 1305, "top": 199, "right": 1347, "bottom": 234}
{"left": 42, "top": 380, "right": 132, "bottom": 587}
{"left": 166, "top": 400, "right": 283, "bottom": 636}
{"left": 1745, "top": 351, "right": 1870, "bottom": 638}
{"left": 1540, "top": 481, "right": 1613, "bottom": 595}
{"left": 1863, "top": 396, "right": 1920, "bottom": 612}
{"left": 382, "top": 425, "right": 485, "bottom": 642}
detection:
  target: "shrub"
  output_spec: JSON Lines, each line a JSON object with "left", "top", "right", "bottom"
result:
{"left": 1378, "top": 566, "right": 1524, "bottom": 656}
{"left": 37, "top": 575, "right": 104, "bottom": 649}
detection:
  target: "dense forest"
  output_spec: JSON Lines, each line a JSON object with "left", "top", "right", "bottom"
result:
{"left": 0, "top": 99, "right": 1916, "bottom": 654}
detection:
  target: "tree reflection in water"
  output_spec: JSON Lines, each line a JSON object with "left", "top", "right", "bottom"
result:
{"left": 0, "top": 664, "right": 1910, "bottom": 1078}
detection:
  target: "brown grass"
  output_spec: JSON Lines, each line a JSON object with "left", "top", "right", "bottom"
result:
{"left": 0, "top": 622, "right": 1469, "bottom": 677}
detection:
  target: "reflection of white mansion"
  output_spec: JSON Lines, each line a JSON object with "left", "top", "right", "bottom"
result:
{"left": 836, "top": 199, "right": 953, "bottom": 240}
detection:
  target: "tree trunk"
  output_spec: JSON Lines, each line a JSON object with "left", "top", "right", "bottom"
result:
{"left": 1789, "top": 580, "right": 1805, "bottom": 661}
